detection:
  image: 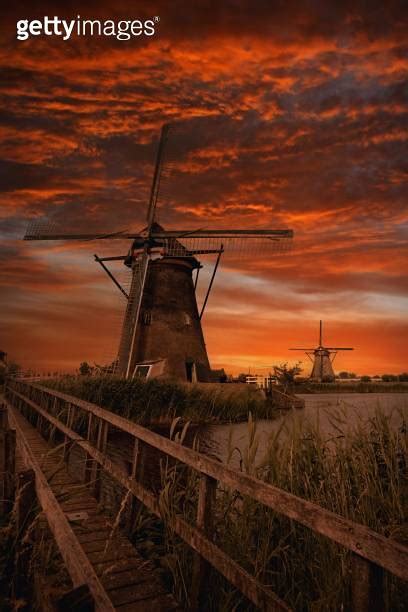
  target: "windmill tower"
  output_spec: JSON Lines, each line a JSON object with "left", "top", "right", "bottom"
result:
{"left": 25, "top": 125, "right": 293, "bottom": 382}
{"left": 290, "top": 321, "right": 353, "bottom": 382}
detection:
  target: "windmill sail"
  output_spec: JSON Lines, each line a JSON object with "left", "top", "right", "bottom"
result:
{"left": 23, "top": 123, "right": 295, "bottom": 381}
{"left": 290, "top": 321, "right": 354, "bottom": 382}
{"left": 117, "top": 252, "right": 149, "bottom": 377}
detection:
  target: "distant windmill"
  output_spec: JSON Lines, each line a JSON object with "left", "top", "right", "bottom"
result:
{"left": 290, "top": 320, "right": 353, "bottom": 382}
{"left": 25, "top": 124, "right": 293, "bottom": 382}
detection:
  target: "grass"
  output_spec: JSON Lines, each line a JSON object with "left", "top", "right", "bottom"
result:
{"left": 295, "top": 381, "right": 408, "bottom": 393}
{"left": 42, "top": 375, "right": 277, "bottom": 425}
{"left": 0, "top": 486, "right": 71, "bottom": 611}
{"left": 9, "top": 378, "right": 408, "bottom": 609}
{"left": 134, "top": 408, "right": 408, "bottom": 611}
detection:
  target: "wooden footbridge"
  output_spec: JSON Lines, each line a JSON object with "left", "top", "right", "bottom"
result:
{"left": 1, "top": 379, "right": 407, "bottom": 611}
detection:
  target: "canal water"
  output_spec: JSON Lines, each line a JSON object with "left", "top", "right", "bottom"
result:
{"left": 65, "top": 392, "right": 407, "bottom": 516}
{"left": 198, "top": 393, "right": 408, "bottom": 469}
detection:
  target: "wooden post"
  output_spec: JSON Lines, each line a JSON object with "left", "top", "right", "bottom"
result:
{"left": 3, "top": 429, "right": 16, "bottom": 514}
{"left": 15, "top": 469, "right": 36, "bottom": 533}
{"left": 0, "top": 405, "right": 16, "bottom": 516}
{"left": 351, "top": 553, "right": 384, "bottom": 612}
{"left": 126, "top": 438, "right": 145, "bottom": 534}
{"left": 63, "top": 403, "right": 74, "bottom": 461}
{"left": 84, "top": 413, "right": 94, "bottom": 485}
{"left": 0, "top": 404, "right": 8, "bottom": 428}
{"left": 191, "top": 473, "right": 217, "bottom": 610}
{"left": 90, "top": 420, "right": 108, "bottom": 499}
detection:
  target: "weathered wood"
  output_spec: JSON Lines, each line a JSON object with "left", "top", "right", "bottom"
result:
{"left": 6, "top": 380, "right": 408, "bottom": 611}
{"left": 191, "top": 474, "right": 217, "bottom": 609}
{"left": 351, "top": 553, "right": 384, "bottom": 612}
{"left": 108, "top": 579, "right": 166, "bottom": 606}
{"left": 63, "top": 403, "right": 73, "bottom": 460}
{"left": 57, "top": 584, "right": 95, "bottom": 611}
{"left": 92, "top": 420, "right": 108, "bottom": 499}
{"left": 0, "top": 427, "right": 16, "bottom": 515}
{"left": 0, "top": 404, "right": 8, "bottom": 429}
{"left": 84, "top": 413, "right": 94, "bottom": 485}
{"left": 7, "top": 394, "right": 290, "bottom": 610}
{"left": 126, "top": 438, "right": 145, "bottom": 534}
{"left": 9, "top": 380, "right": 408, "bottom": 584}
{"left": 0, "top": 428, "right": 16, "bottom": 514}
{"left": 8, "top": 405, "right": 115, "bottom": 612}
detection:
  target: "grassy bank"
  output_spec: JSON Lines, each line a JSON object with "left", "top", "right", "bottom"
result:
{"left": 42, "top": 375, "right": 277, "bottom": 424}
{"left": 294, "top": 381, "right": 408, "bottom": 393}
{"left": 142, "top": 409, "right": 408, "bottom": 610}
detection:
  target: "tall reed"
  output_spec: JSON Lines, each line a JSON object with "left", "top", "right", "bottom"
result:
{"left": 43, "top": 375, "right": 274, "bottom": 424}
{"left": 148, "top": 409, "right": 407, "bottom": 610}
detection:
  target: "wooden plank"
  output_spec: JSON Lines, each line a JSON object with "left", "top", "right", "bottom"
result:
{"left": 115, "top": 593, "right": 180, "bottom": 611}
{"left": 93, "top": 557, "right": 147, "bottom": 578}
{"left": 191, "top": 474, "right": 217, "bottom": 609}
{"left": 351, "top": 553, "right": 384, "bottom": 612}
{"left": 102, "top": 568, "right": 153, "bottom": 591}
{"left": 9, "top": 382, "right": 408, "bottom": 583}
{"left": 10, "top": 396, "right": 289, "bottom": 610}
{"left": 76, "top": 530, "right": 112, "bottom": 545}
{"left": 108, "top": 580, "right": 166, "bottom": 606}
{"left": 0, "top": 428, "right": 16, "bottom": 515}
{"left": 7, "top": 405, "right": 115, "bottom": 612}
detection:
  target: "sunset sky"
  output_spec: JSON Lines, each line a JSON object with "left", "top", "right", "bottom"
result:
{"left": 0, "top": 1, "right": 407, "bottom": 376}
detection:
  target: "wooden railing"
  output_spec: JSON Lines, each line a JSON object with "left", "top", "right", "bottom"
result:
{"left": 5, "top": 379, "right": 408, "bottom": 611}
{"left": 268, "top": 386, "right": 305, "bottom": 410}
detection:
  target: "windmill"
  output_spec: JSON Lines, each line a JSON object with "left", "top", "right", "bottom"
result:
{"left": 25, "top": 124, "right": 293, "bottom": 382}
{"left": 289, "top": 321, "right": 354, "bottom": 382}
{"left": 290, "top": 321, "right": 353, "bottom": 382}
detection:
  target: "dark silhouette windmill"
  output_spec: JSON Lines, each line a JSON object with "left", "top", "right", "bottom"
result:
{"left": 25, "top": 125, "right": 293, "bottom": 382}
{"left": 290, "top": 320, "right": 353, "bottom": 382}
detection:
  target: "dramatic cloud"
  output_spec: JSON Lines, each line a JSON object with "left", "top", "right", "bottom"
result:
{"left": 0, "top": 0, "right": 407, "bottom": 374}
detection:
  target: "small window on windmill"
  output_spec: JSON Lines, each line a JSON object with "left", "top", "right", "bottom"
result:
{"left": 134, "top": 365, "right": 151, "bottom": 379}
{"left": 184, "top": 313, "right": 191, "bottom": 326}
{"left": 142, "top": 310, "right": 152, "bottom": 325}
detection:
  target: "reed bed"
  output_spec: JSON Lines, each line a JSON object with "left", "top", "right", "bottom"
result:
{"left": 20, "top": 378, "right": 408, "bottom": 609}
{"left": 137, "top": 409, "right": 408, "bottom": 611}
{"left": 43, "top": 375, "right": 274, "bottom": 424}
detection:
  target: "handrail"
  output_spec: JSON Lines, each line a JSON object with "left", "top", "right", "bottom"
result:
{"left": 7, "top": 403, "right": 115, "bottom": 611}
{"left": 5, "top": 379, "right": 408, "bottom": 609}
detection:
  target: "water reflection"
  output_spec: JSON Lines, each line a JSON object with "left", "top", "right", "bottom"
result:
{"left": 198, "top": 393, "right": 408, "bottom": 469}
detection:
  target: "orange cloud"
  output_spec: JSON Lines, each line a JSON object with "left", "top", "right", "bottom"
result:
{"left": 0, "top": 1, "right": 407, "bottom": 373}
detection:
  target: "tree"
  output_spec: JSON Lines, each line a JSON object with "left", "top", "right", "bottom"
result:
{"left": 398, "top": 372, "right": 408, "bottom": 382}
{"left": 338, "top": 371, "right": 349, "bottom": 379}
{"left": 382, "top": 374, "right": 397, "bottom": 382}
{"left": 360, "top": 375, "right": 371, "bottom": 382}
{"left": 79, "top": 362, "right": 93, "bottom": 376}
{"left": 273, "top": 362, "right": 302, "bottom": 391}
